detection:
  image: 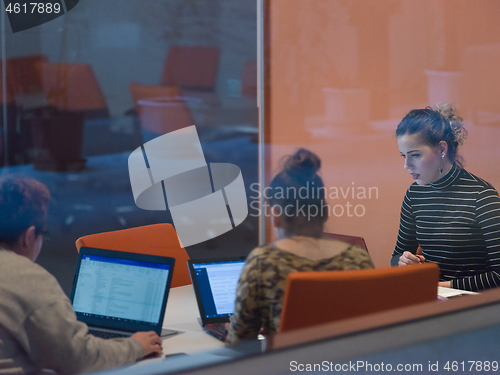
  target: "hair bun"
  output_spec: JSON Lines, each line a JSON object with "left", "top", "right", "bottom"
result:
{"left": 284, "top": 148, "right": 321, "bottom": 179}
{"left": 433, "top": 102, "right": 468, "bottom": 147}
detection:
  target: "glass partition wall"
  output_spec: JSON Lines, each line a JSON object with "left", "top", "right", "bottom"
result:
{"left": 3, "top": 0, "right": 500, "bottom": 296}
{"left": 1, "top": 0, "right": 258, "bottom": 294}
{"left": 261, "top": 0, "right": 500, "bottom": 268}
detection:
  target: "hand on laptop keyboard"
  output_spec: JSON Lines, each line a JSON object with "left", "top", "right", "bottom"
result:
{"left": 131, "top": 331, "right": 163, "bottom": 358}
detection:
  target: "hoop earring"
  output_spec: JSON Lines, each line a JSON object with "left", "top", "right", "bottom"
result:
{"left": 439, "top": 153, "right": 445, "bottom": 174}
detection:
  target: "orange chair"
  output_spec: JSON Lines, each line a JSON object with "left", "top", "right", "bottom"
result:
{"left": 33, "top": 62, "right": 107, "bottom": 171}
{"left": 278, "top": 263, "right": 439, "bottom": 333}
{"left": 323, "top": 232, "right": 368, "bottom": 252}
{"left": 160, "top": 45, "right": 220, "bottom": 90}
{"left": 128, "top": 82, "right": 181, "bottom": 116}
{"left": 137, "top": 97, "right": 195, "bottom": 135}
{"left": 41, "top": 62, "right": 107, "bottom": 113}
{"left": 128, "top": 82, "right": 193, "bottom": 136}
{"left": 75, "top": 224, "right": 191, "bottom": 288}
{"left": 6, "top": 54, "right": 47, "bottom": 95}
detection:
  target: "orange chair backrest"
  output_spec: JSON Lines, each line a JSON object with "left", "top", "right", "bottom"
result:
{"left": 160, "top": 45, "right": 220, "bottom": 89}
{"left": 138, "top": 97, "right": 194, "bottom": 135}
{"left": 128, "top": 82, "right": 181, "bottom": 116}
{"left": 279, "top": 263, "right": 439, "bottom": 333}
{"left": 6, "top": 54, "right": 47, "bottom": 95}
{"left": 75, "top": 224, "right": 191, "bottom": 288}
{"left": 323, "top": 232, "right": 368, "bottom": 252}
{"left": 41, "top": 62, "right": 107, "bottom": 111}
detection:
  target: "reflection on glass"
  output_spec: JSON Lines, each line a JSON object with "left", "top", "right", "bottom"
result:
{"left": 264, "top": 0, "right": 500, "bottom": 269}
{"left": 1, "top": 0, "right": 258, "bottom": 294}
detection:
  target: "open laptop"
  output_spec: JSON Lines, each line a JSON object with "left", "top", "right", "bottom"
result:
{"left": 188, "top": 257, "right": 246, "bottom": 341}
{"left": 70, "top": 246, "right": 176, "bottom": 339}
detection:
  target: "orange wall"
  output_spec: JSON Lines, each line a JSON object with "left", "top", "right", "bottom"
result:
{"left": 265, "top": 0, "right": 500, "bottom": 268}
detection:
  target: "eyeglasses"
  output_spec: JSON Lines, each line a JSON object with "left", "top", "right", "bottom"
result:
{"left": 41, "top": 230, "right": 51, "bottom": 241}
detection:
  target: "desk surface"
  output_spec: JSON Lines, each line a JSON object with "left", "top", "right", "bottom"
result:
{"left": 124, "top": 285, "right": 260, "bottom": 375}
{"left": 161, "top": 285, "right": 225, "bottom": 355}
{"left": 162, "top": 285, "right": 475, "bottom": 355}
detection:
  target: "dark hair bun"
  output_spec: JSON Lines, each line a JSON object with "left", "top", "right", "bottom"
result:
{"left": 284, "top": 148, "right": 321, "bottom": 179}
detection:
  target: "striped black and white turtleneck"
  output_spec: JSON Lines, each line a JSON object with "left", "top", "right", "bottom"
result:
{"left": 391, "top": 164, "right": 500, "bottom": 291}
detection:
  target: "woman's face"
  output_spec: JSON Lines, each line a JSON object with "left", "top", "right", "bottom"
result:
{"left": 397, "top": 133, "right": 444, "bottom": 185}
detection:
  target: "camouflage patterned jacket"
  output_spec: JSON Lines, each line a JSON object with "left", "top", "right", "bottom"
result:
{"left": 225, "top": 243, "right": 374, "bottom": 345}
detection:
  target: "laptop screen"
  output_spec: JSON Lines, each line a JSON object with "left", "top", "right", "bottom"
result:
{"left": 188, "top": 257, "right": 245, "bottom": 324}
{"left": 71, "top": 247, "right": 175, "bottom": 334}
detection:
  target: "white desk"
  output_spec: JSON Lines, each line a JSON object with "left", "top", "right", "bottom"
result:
{"left": 161, "top": 285, "right": 225, "bottom": 355}
{"left": 123, "top": 285, "right": 254, "bottom": 375}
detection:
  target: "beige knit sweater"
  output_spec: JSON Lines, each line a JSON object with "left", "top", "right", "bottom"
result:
{"left": 0, "top": 249, "right": 144, "bottom": 375}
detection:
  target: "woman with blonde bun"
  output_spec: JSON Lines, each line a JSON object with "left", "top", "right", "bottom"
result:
{"left": 392, "top": 103, "right": 500, "bottom": 292}
{"left": 226, "top": 148, "right": 374, "bottom": 345}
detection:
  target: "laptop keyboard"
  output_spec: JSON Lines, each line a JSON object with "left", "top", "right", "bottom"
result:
{"left": 88, "top": 329, "right": 130, "bottom": 339}
{"left": 204, "top": 324, "right": 228, "bottom": 341}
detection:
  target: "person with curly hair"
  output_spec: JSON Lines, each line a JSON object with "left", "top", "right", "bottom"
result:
{"left": 391, "top": 103, "right": 500, "bottom": 292}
